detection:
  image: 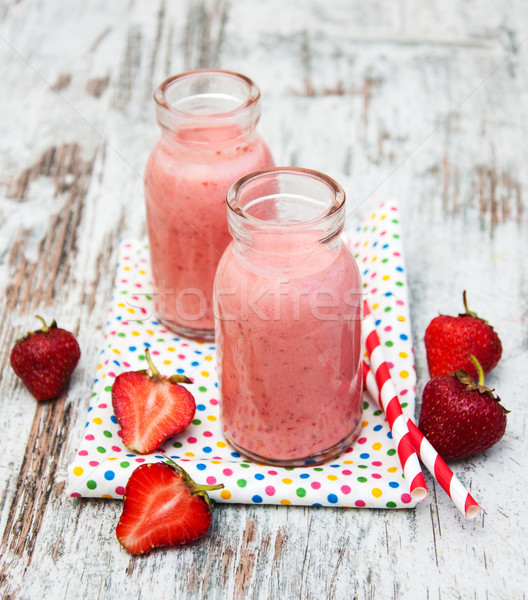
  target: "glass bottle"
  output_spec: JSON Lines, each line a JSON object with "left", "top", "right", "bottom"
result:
{"left": 144, "top": 70, "right": 274, "bottom": 340}
{"left": 214, "top": 167, "right": 363, "bottom": 466}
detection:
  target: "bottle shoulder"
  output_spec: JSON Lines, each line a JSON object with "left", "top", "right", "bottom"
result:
{"left": 216, "top": 238, "right": 360, "bottom": 286}
{"left": 145, "top": 133, "right": 274, "bottom": 183}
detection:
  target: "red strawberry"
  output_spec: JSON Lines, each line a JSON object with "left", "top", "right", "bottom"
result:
{"left": 112, "top": 348, "right": 195, "bottom": 454}
{"left": 424, "top": 291, "right": 502, "bottom": 380}
{"left": 116, "top": 459, "right": 223, "bottom": 555}
{"left": 10, "top": 315, "right": 81, "bottom": 401}
{"left": 418, "top": 355, "right": 508, "bottom": 461}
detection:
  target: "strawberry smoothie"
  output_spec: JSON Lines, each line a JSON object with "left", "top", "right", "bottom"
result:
{"left": 215, "top": 237, "right": 363, "bottom": 464}
{"left": 214, "top": 169, "right": 363, "bottom": 465}
{"left": 144, "top": 71, "right": 274, "bottom": 339}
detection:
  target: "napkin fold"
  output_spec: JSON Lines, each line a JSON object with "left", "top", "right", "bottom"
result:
{"left": 67, "top": 200, "right": 417, "bottom": 509}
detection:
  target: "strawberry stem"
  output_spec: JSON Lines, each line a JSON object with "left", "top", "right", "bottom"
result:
{"left": 144, "top": 348, "right": 161, "bottom": 379}
{"left": 462, "top": 290, "right": 469, "bottom": 313}
{"left": 469, "top": 354, "right": 485, "bottom": 386}
{"left": 461, "top": 291, "right": 479, "bottom": 319}
{"left": 35, "top": 315, "right": 49, "bottom": 332}
{"left": 189, "top": 482, "right": 225, "bottom": 493}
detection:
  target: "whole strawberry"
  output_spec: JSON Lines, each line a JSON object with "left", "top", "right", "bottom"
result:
{"left": 112, "top": 348, "right": 196, "bottom": 454}
{"left": 418, "top": 355, "right": 507, "bottom": 461}
{"left": 10, "top": 315, "right": 81, "bottom": 401}
{"left": 425, "top": 291, "right": 502, "bottom": 380}
{"left": 116, "top": 458, "right": 223, "bottom": 555}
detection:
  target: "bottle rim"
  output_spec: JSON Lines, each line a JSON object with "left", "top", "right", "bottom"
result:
{"left": 227, "top": 167, "right": 346, "bottom": 232}
{"left": 154, "top": 69, "right": 261, "bottom": 121}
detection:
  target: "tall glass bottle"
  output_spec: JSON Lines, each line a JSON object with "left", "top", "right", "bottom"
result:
{"left": 214, "top": 168, "right": 363, "bottom": 466}
{"left": 145, "top": 70, "right": 274, "bottom": 339}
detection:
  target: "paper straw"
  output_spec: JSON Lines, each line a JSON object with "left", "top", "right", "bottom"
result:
{"left": 362, "top": 300, "right": 428, "bottom": 501}
{"left": 362, "top": 361, "right": 481, "bottom": 520}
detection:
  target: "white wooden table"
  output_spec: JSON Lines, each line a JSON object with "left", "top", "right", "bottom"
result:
{"left": 1, "top": 1, "right": 527, "bottom": 598}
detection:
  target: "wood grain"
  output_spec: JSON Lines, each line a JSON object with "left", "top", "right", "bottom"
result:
{"left": 1, "top": 0, "right": 527, "bottom": 599}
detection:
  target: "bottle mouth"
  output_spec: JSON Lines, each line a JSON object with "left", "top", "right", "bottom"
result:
{"left": 227, "top": 167, "right": 346, "bottom": 233}
{"left": 154, "top": 70, "right": 261, "bottom": 128}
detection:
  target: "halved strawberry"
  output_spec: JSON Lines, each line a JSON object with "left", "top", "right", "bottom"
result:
{"left": 116, "top": 459, "right": 223, "bottom": 555}
{"left": 112, "top": 348, "right": 196, "bottom": 454}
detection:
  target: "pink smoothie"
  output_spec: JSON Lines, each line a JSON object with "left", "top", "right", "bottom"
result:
{"left": 214, "top": 234, "right": 363, "bottom": 463}
{"left": 145, "top": 125, "right": 274, "bottom": 334}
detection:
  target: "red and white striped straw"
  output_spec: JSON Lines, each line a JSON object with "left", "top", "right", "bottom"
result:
{"left": 362, "top": 300, "right": 428, "bottom": 501}
{"left": 362, "top": 361, "right": 481, "bottom": 520}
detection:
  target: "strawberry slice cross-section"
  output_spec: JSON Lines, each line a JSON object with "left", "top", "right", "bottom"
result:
{"left": 116, "top": 459, "right": 223, "bottom": 554}
{"left": 112, "top": 348, "right": 196, "bottom": 454}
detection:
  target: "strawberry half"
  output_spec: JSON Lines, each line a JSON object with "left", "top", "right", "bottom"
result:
{"left": 10, "top": 315, "right": 81, "bottom": 401}
{"left": 111, "top": 348, "right": 196, "bottom": 454}
{"left": 424, "top": 291, "right": 502, "bottom": 380}
{"left": 116, "top": 459, "right": 224, "bottom": 555}
{"left": 418, "top": 355, "right": 508, "bottom": 461}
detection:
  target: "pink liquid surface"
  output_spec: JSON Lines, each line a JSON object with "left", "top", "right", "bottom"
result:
{"left": 145, "top": 126, "right": 274, "bottom": 334}
{"left": 214, "top": 235, "right": 363, "bottom": 463}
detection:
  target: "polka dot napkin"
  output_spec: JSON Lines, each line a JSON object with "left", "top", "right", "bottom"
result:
{"left": 67, "top": 200, "right": 417, "bottom": 509}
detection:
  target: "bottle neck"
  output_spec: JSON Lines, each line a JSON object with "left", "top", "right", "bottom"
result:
{"left": 227, "top": 168, "right": 346, "bottom": 274}
{"left": 154, "top": 70, "right": 261, "bottom": 146}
